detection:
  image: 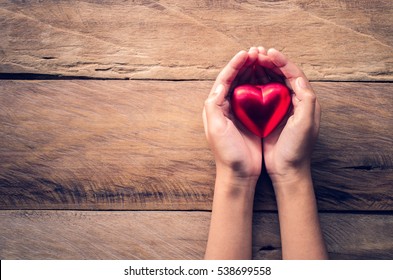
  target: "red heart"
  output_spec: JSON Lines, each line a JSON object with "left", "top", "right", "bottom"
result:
{"left": 231, "top": 83, "right": 291, "bottom": 137}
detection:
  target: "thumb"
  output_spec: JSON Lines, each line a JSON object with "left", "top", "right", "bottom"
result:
{"left": 204, "top": 84, "right": 228, "bottom": 133}
{"left": 293, "top": 77, "right": 316, "bottom": 121}
{"left": 205, "top": 84, "right": 226, "bottom": 118}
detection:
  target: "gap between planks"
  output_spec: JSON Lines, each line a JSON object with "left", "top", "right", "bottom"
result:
{"left": 1, "top": 73, "right": 393, "bottom": 83}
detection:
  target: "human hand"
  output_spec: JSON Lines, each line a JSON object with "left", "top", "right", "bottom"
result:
{"left": 256, "top": 48, "right": 321, "bottom": 186}
{"left": 254, "top": 48, "right": 327, "bottom": 259}
{"left": 203, "top": 48, "right": 262, "bottom": 259}
{"left": 202, "top": 48, "right": 262, "bottom": 186}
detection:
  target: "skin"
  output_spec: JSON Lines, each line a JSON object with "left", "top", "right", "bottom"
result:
{"left": 203, "top": 47, "right": 328, "bottom": 260}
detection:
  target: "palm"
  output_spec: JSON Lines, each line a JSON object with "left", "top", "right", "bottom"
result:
{"left": 223, "top": 57, "right": 263, "bottom": 178}
{"left": 221, "top": 103, "right": 262, "bottom": 178}
{"left": 263, "top": 117, "right": 297, "bottom": 175}
{"left": 263, "top": 94, "right": 319, "bottom": 176}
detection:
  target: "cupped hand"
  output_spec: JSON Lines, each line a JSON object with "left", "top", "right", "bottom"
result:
{"left": 256, "top": 48, "right": 321, "bottom": 183}
{"left": 202, "top": 48, "right": 262, "bottom": 183}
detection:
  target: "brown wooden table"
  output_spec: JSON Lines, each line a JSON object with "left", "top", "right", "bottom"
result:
{"left": 1, "top": 0, "right": 392, "bottom": 259}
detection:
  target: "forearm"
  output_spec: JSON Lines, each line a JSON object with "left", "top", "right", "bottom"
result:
{"left": 204, "top": 170, "right": 257, "bottom": 259}
{"left": 273, "top": 170, "right": 328, "bottom": 260}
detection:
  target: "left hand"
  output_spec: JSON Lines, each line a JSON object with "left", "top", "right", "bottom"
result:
{"left": 202, "top": 48, "right": 262, "bottom": 184}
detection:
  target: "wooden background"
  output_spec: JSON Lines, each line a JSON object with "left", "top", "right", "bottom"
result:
{"left": 0, "top": 0, "right": 392, "bottom": 259}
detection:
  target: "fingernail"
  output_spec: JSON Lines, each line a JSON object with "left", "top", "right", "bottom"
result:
{"left": 297, "top": 77, "right": 309, "bottom": 89}
{"left": 268, "top": 48, "right": 277, "bottom": 54}
{"left": 213, "top": 84, "right": 224, "bottom": 95}
{"left": 249, "top": 46, "right": 258, "bottom": 53}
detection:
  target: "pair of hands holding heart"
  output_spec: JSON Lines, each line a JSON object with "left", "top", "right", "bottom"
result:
{"left": 203, "top": 47, "right": 321, "bottom": 184}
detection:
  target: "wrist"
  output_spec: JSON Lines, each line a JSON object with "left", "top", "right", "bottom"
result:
{"left": 270, "top": 167, "right": 314, "bottom": 197}
{"left": 206, "top": 165, "right": 257, "bottom": 260}
{"left": 268, "top": 160, "right": 311, "bottom": 185}
{"left": 211, "top": 167, "right": 257, "bottom": 226}
{"left": 216, "top": 166, "right": 258, "bottom": 190}
{"left": 214, "top": 167, "right": 258, "bottom": 203}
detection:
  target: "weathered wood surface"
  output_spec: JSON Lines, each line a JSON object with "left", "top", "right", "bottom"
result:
{"left": 0, "top": 80, "right": 392, "bottom": 211}
{"left": 1, "top": 0, "right": 392, "bottom": 81}
{"left": 1, "top": 210, "right": 392, "bottom": 260}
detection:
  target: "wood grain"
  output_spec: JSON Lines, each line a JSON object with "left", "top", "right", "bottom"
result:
{"left": 0, "top": 210, "right": 392, "bottom": 260}
{"left": 0, "top": 80, "right": 392, "bottom": 211}
{"left": 1, "top": 0, "right": 392, "bottom": 81}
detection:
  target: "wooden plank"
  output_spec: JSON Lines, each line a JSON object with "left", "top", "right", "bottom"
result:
{"left": 0, "top": 210, "right": 210, "bottom": 260}
{"left": 0, "top": 80, "right": 392, "bottom": 211}
{"left": 0, "top": 210, "right": 392, "bottom": 260}
{"left": 253, "top": 212, "right": 393, "bottom": 260}
{"left": 0, "top": 0, "right": 392, "bottom": 81}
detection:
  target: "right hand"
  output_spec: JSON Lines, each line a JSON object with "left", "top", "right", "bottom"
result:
{"left": 256, "top": 48, "right": 321, "bottom": 184}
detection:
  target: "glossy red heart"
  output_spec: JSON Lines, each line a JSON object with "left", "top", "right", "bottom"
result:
{"left": 231, "top": 83, "right": 291, "bottom": 137}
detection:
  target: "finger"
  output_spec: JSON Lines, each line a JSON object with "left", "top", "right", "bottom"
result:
{"left": 257, "top": 46, "right": 267, "bottom": 55}
{"left": 267, "top": 48, "right": 306, "bottom": 84}
{"left": 245, "top": 47, "right": 258, "bottom": 67}
{"left": 211, "top": 50, "right": 248, "bottom": 97}
{"left": 236, "top": 47, "right": 259, "bottom": 85}
{"left": 257, "top": 53, "right": 276, "bottom": 69}
{"left": 267, "top": 48, "right": 316, "bottom": 102}
{"left": 263, "top": 49, "right": 320, "bottom": 135}
{"left": 238, "top": 47, "right": 258, "bottom": 78}
{"left": 255, "top": 47, "right": 282, "bottom": 84}
{"left": 256, "top": 52, "right": 284, "bottom": 79}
